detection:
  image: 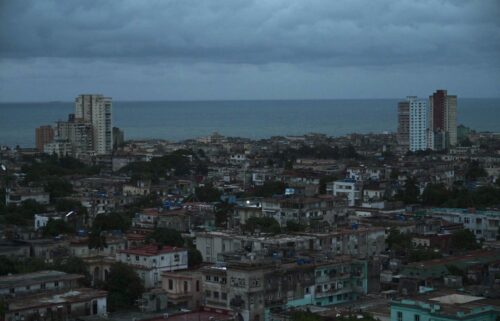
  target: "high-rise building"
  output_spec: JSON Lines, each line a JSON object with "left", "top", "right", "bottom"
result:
{"left": 75, "top": 94, "right": 113, "bottom": 155}
{"left": 397, "top": 100, "right": 410, "bottom": 149}
{"left": 429, "top": 89, "right": 457, "bottom": 150}
{"left": 408, "top": 96, "right": 429, "bottom": 152}
{"left": 35, "top": 125, "right": 54, "bottom": 151}
{"left": 112, "top": 127, "right": 124, "bottom": 150}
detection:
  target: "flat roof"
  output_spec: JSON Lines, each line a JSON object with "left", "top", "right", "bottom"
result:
{"left": 0, "top": 270, "right": 83, "bottom": 289}
{"left": 8, "top": 288, "right": 108, "bottom": 312}
{"left": 120, "top": 244, "right": 186, "bottom": 256}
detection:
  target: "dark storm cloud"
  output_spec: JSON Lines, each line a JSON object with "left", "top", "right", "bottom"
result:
{"left": 1, "top": 0, "right": 499, "bottom": 66}
{"left": 0, "top": 0, "right": 499, "bottom": 101}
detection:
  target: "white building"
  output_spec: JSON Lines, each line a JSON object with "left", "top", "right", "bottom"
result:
{"left": 408, "top": 96, "right": 429, "bottom": 152}
{"left": 75, "top": 94, "right": 113, "bottom": 155}
{"left": 428, "top": 208, "right": 500, "bottom": 241}
{"left": 34, "top": 213, "right": 64, "bottom": 231}
{"left": 116, "top": 244, "right": 188, "bottom": 288}
{"left": 332, "top": 179, "right": 361, "bottom": 206}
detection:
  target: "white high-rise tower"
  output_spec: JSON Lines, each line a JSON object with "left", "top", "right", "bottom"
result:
{"left": 75, "top": 94, "right": 113, "bottom": 155}
{"left": 408, "top": 96, "right": 429, "bottom": 152}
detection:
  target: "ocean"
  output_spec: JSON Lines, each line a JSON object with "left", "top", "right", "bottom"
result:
{"left": 1, "top": 98, "right": 499, "bottom": 148}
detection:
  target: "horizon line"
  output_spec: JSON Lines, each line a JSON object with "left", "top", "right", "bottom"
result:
{"left": 1, "top": 96, "right": 499, "bottom": 104}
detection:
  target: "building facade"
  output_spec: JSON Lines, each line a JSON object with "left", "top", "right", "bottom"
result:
{"left": 116, "top": 244, "right": 188, "bottom": 288}
{"left": 408, "top": 96, "right": 429, "bottom": 152}
{"left": 75, "top": 94, "right": 113, "bottom": 155}
{"left": 397, "top": 100, "right": 410, "bottom": 150}
{"left": 429, "top": 90, "right": 457, "bottom": 150}
{"left": 35, "top": 125, "right": 54, "bottom": 152}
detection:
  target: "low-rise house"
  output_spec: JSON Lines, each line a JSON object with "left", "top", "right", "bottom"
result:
{"left": 427, "top": 208, "right": 500, "bottom": 241}
{"left": 162, "top": 270, "right": 203, "bottom": 310}
{"left": 4, "top": 288, "right": 108, "bottom": 321}
{"left": 0, "top": 270, "right": 83, "bottom": 297}
{"left": 116, "top": 244, "right": 188, "bottom": 288}
{"left": 332, "top": 179, "right": 362, "bottom": 206}
{"left": 34, "top": 212, "right": 65, "bottom": 231}
{"left": 5, "top": 187, "right": 50, "bottom": 205}
{"left": 391, "top": 290, "right": 500, "bottom": 321}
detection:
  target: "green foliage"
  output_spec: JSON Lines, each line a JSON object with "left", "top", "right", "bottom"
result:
{"left": 188, "top": 247, "right": 203, "bottom": 268}
{"left": 0, "top": 257, "right": 50, "bottom": 275}
{"left": 92, "top": 212, "right": 130, "bottom": 232}
{"left": 44, "top": 177, "right": 73, "bottom": 198}
{"left": 450, "top": 229, "right": 481, "bottom": 251}
{"left": 395, "top": 177, "right": 419, "bottom": 204}
{"left": 446, "top": 264, "right": 465, "bottom": 277}
{"left": 285, "top": 220, "right": 306, "bottom": 232}
{"left": 319, "top": 175, "right": 337, "bottom": 194}
{"left": 386, "top": 228, "right": 412, "bottom": 253}
{"left": 408, "top": 249, "right": 442, "bottom": 262}
{"left": 195, "top": 184, "right": 222, "bottom": 202}
{"left": 22, "top": 155, "right": 100, "bottom": 182}
{"left": 41, "top": 219, "right": 74, "bottom": 237}
{"left": 105, "top": 262, "right": 145, "bottom": 311}
{"left": 1, "top": 200, "right": 47, "bottom": 226}
{"left": 0, "top": 256, "right": 17, "bottom": 275}
{"left": 422, "top": 183, "right": 450, "bottom": 206}
{"left": 465, "top": 160, "right": 488, "bottom": 181}
{"left": 54, "top": 199, "right": 88, "bottom": 215}
{"left": 243, "top": 217, "right": 281, "bottom": 234}
{"left": 120, "top": 149, "right": 204, "bottom": 182}
{"left": 53, "top": 256, "right": 91, "bottom": 285}
{"left": 215, "top": 202, "right": 233, "bottom": 228}
{"left": 251, "top": 181, "right": 286, "bottom": 197}
{"left": 146, "top": 228, "right": 184, "bottom": 247}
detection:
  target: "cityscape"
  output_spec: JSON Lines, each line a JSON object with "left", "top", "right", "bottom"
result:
{"left": 1, "top": 1, "right": 500, "bottom": 321}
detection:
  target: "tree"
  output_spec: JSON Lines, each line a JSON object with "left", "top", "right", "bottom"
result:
{"left": 105, "top": 262, "right": 144, "bottom": 311}
{"left": 146, "top": 228, "right": 184, "bottom": 247}
{"left": 92, "top": 212, "right": 130, "bottom": 232}
{"left": 251, "top": 181, "right": 286, "bottom": 197}
{"left": 41, "top": 219, "right": 74, "bottom": 237}
{"left": 386, "top": 228, "right": 412, "bottom": 254}
{"left": 285, "top": 220, "right": 306, "bottom": 232}
{"left": 0, "top": 256, "right": 17, "bottom": 275}
{"left": 195, "top": 184, "right": 222, "bottom": 202}
{"left": 465, "top": 160, "right": 487, "bottom": 181}
{"left": 395, "top": 177, "right": 419, "bottom": 204}
{"left": 188, "top": 247, "right": 203, "bottom": 268}
{"left": 421, "top": 184, "right": 450, "bottom": 206}
{"left": 450, "top": 229, "right": 480, "bottom": 251}
{"left": 44, "top": 177, "right": 73, "bottom": 198}
{"left": 242, "top": 217, "right": 281, "bottom": 234}
{"left": 215, "top": 202, "right": 233, "bottom": 228}
{"left": 53, "top": 256, "right": 91, "bottom": 286}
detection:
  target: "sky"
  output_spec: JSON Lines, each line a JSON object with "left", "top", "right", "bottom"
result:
{"left": 0, "top": 0, "right": 499, "bottom": 101}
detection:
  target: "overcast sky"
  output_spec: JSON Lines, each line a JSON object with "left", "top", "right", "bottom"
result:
{"left": 0, "top": 0, "right": 499, "bottom": 101}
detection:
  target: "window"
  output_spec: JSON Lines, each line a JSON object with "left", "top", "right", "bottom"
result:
{"left": 397, "top": 311, "right": 403, "bottom": 321}
{"left": 184, "top": 281, "right": 188, "bottom": 292}
{"left": 54, "top": 281, "right": 59, "bottom": 288}
{"left": 414, "top": 315, "right": 420, "bottom": 321}
{"left": 136, "top": 255, "right": 140, "bottom": 261}
{"left": 213, "top": 291, "right": 219, "bottom": 299}
{"left": 221, "top": 292, "right": 227, "bottom": 300}
{"left": 168, "top": 279, "right": 173, "bottom": 290}
{"left": 205, "top": 290, "right": 211, "bottom": 298}
{"left": 41, "top": 283, "right": 46, "bottom": 289}
{"left": 196, "top": 280, "right": 200, "bottom": 292}
{"left": 174, "top": 254, "right": 180, "bottom": 262}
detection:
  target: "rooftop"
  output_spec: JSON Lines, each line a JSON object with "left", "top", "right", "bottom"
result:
{"left": 0, "top": 270, "right": 83, "bottom": 289}
{"left": 119, "top": 244, "right": 186, "bottom": 256}
{"left": 7, "top": 288, "right": 108, "bottom": 312}
{"left": 393, "top": 290, "right": 500, "bottom": 317}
